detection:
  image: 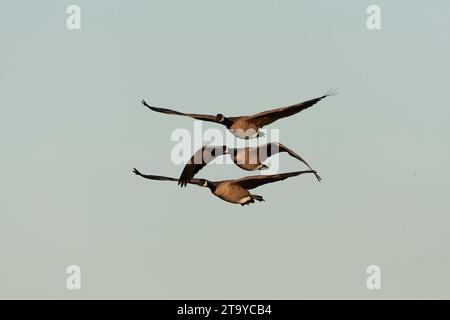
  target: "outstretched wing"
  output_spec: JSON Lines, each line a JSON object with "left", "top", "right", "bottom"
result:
{"left": 133, "top": 168, "right": 203, "bottom": 186}
{"left": 247, "top": 89, "right": 337, "bottom": 127}
{"left": 178, "top": 145, "right": 228, "bottom": 187}
{"left": 141, "top": 100, "right": 219, "bottom": 123}
{"left": 258, "top": 143, "right": 321, "bottom": 182}
{"left": 234, "top": 170, "right": 317, "bottom": 190}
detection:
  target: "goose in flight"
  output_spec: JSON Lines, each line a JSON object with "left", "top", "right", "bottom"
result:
{"left": 178, "top": 142, "right": 321, "bottom": 187}
{"left": 141, "top": 89, "right": 337, "bottom": 139}
{"left": 133, "top": 168, "right": 318, "bottom": 206}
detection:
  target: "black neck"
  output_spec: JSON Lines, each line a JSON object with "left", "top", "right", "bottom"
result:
{"left": 222, "top": 117, "right": 233, "bottom": 128}
{"left": 207, "top": 182, "right": 217, "bottom": 193}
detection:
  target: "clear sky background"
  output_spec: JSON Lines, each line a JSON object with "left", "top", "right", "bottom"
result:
{"left": 1, "top": 0, "right": 449, "bottom": 299}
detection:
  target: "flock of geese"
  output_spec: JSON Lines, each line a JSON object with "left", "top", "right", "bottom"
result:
{"left": 133, "top": 90, "right": 336, "bottom": 206}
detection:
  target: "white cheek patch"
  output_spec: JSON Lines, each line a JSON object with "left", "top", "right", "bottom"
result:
{"left": 239, "top": 196, "right": 252, "bottom": 204}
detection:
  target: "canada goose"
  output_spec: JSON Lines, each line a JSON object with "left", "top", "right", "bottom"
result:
{"left": 141, "top": 89, "right": 337, "bottom": 139}
{"left": 178, "top": 142, "right": 321, "bottom": 187}
{"left": 132, "top": 168, "right": 318, "bottom": 206}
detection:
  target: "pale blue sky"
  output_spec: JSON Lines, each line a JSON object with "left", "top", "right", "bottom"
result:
{"left": 1, "top": 0, "right": 449, "bottom": 298}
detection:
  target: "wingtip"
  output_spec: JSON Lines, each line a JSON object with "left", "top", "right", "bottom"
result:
{"left": 312, "top": 170, "right": 322, "bottom": 182}
{"left": 324, "top": 88, "right": 338, "bottom": 97}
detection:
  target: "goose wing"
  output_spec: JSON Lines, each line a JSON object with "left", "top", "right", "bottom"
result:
{"left": 257, "top": 143, "right": 321, "bottom": 181}
{"left": 133, "top": 168, "right": 203, "bottom": 186}
{"left": 234, "top": 170, "right": 317, "bottom": 190}
{"left": 141, "top": 100, "right": 220, "bottom": 123}
{"left": 247, "top": 90, "right": 336, "bottom": 127}
{"left": 178, "top": 145, "right": 228, "bottom": 187}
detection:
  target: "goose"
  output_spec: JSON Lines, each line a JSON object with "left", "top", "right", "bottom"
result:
{"left": 141, "top": 89, "right": 337, "bottom": 139}
{"left": 178, "top": 142, "right": 321, "bottom": 187}
{"left": 132, "top": 168, "right": 318, "bottom": 206}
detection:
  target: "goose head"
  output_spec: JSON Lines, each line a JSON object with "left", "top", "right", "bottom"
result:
{"left": 216, "top": 113, "right": 225, "bottom": 123}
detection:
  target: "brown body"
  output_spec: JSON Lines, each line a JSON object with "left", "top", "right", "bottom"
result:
{"left": 228, "top": 117, "right": 260, "bottom": 139}
{"left": 233, "top": 147, "right": 264, "bottom": 171}
{"left": 212, "top": 181, "right": 252, "bottom": 204}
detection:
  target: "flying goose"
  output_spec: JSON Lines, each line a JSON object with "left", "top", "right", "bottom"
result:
{"left": 178, "top": 142, "right": 321, "bottom": 187}
{"left": 132, "top": 168, "right": 318, "bottom": 206}
{"left": 141, "top": 89, "right": 337, "bottom": 139}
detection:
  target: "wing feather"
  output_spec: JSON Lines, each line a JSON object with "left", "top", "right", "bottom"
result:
{"left": 133, "top": 168, "right": 203, "bottom": 186}
{"left": 178, "top": 146, "right": 228, "bottom": 187}
{"left": 234, "top": 170, "right": 317, "bottom": 190}
{"left": 141, "top": 100, "right": 219, "bottom": 123}
{"left": 258, "top": 143, "right": 321, "bottom": 181}
{"left": 248, "top": 90, "right": 337, "bottom": 127}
